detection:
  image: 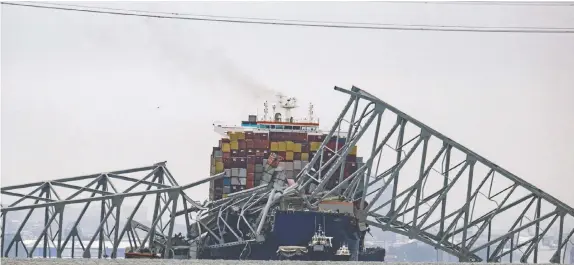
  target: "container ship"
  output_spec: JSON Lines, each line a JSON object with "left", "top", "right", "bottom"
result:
{"left": 125, "top": 95, "right": 385, "bottom": 261}
{"left": 196, "top": 95, "right": 384, "bottom": 261}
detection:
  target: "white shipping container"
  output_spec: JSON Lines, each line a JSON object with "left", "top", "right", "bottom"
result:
{"left": 278, "top": 162, "right": 286, "bottom": 170}
{"left": 293, "top": 161, "right": 302, "bottom": 170}
{"left": 232, "top": 168, "right": 240, "bottom": 177}
{"left": 231, "top": 177, "right": 241, "bottom": 185}
{"left": 255, "top": 164, "right": 264, "bottom": 173}
{"left": 239, "top": 168, "right": 247, "bottom": 177}
{"left": 239, "top": 177, "right": 247, "bottom": 185}
{"left": 284, "top": 162, "right": 294, "bottom": 171}
{"left": 224, "top": 169, "right": 232, "bottom": 177}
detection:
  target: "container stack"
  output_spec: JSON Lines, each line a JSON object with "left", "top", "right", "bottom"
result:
{"left": 269, "top": 132, "right": 313, "bottom": 181}
{"left": 209, "top": 131, "right": 360, "bottom": 200}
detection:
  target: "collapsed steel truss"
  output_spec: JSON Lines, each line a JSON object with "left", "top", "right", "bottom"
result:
{"left": 1, "top": 86, "right": 573, "bottom": 263}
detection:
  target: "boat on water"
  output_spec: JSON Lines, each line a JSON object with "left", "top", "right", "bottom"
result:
{"left": 126, "top": 95, "right": 385, "bottom": 261}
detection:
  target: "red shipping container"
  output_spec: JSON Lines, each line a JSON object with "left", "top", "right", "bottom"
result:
{"left": 239, "top": 158, "right": 247, "bottom": 167}
{"left": 221, "top": 138, "right": 231, "bottom": 143}
{"left": 231, "top": 150, "right": 239, "bottom": 157}
{"left": 247, "top": 173, "right": 255, "bottom": 181}
{"left": 301, "top": 143, "right": 309, "bottom": 153}
{"left": 223, "top": 152, "right": 231, "bottom": 159}
{"left": 247, "top": 156, "right": 255, "bottom": 164}
{"left": 347, "top": 162, "right": 358, "bottom": 171}
{"left": 262, "top": 140, "right": 270, "bottom": 149}
{"left": 327, "top": 142, "right": 335, "bottom": 151}
{"left": 346, "top": 155, "right": 357, "bottom": 162}
{"left": 245, "top": 131, "right": 254, "bottom": 140}
{"left": 308, "top": 135, "right": 315, "bottom": 142}
{"left": 302, "top": 133, "right": 308, "bottom": 142}
{"left": 322, "top": 151, "right": 335, "bottom": 162}
{"left": 247, "top": 149, "right": 255, "bottom": 156}
{"left": 255, "top": 133, "right": 266, "bottom": 140}
{"left": 246, "top": 139, "right": 254, "bottom": 149}
{"left": 239, "top": 149, "right": 247, "bottom": 157}
{"left": 223, "top": 158, "right": 231, "bottom": 168}
{"left": 238, "top": 140, "right": 246, "bottom": 149}
{"left": 252, "top": 139, "right": 260, "bottom": 149}
{"left": 344, "top": 167, "right": 352, "bottom": 178}
{"left": 247, "top": 164, "right": 255, "bottom": 173}
{"left": 278, "top": 151, "right": 287, "bottom": 160}
{"left": 294, "top": 153, "right": 301, "bottom": 160}
{"left": 246, "top": 179, "right": 255, "bottom": 189}
{"left": 255, "top": 150, "right": 263, "bottom": 157}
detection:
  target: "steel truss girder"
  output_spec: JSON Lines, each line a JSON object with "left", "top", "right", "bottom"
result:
{"left": 0, "top": 162, "right": 221, "bottom": 259}
{"left": 1, "top": 86, "right": 573, "bottom": 263}
{"left": 291, "top": 86, "right": 574, "bottom": 263}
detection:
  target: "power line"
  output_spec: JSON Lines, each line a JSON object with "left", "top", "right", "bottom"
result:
{"left": 19, "top": 1, "right": 574, "bottom": 31}
{"left": 2, "top": 1, "right": 574, "bottom": 34}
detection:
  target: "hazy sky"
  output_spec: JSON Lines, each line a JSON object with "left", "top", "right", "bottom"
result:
{"left": 2, "top": 1, "right": 574, "bottom": 208}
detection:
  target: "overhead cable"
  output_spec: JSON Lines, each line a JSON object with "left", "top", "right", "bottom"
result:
{"left": 2, "top": 1, "right": 574, "bottom": 34}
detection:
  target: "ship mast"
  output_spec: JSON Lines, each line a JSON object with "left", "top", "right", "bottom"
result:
{"left": 308, "top": 102, "right": 314, "bottom": 123}
{"left": 277, "top": 94, "right": 297, "bottom": 123}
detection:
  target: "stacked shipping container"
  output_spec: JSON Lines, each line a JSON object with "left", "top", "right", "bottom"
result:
{"left": 209, "top": 130, "right": 359, "bottom": 200}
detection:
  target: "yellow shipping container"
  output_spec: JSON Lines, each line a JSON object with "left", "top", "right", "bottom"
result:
{"left": 236, "top": 132, "right": 246, "bottom": 140}
{"left": 223, "top": 194, "right": 228, "bottom": 198}
{"left": 301, "top": 153, "right": 309, "bottom": 161}
{"left": 278, "top": 142, "right": 287, "bottom": 151}
{"left": 230, "top": 141, "right": 239, "bottom": 150}
{"left": 222, "top": 143, "right": 231, "bottom": 153}
{"left": 285, "top": 141, "right": 294, "bottom": 151}
{"left": 286, "top": 151, "right": 294, "bottom": 161}
{"left": 350, "top": 146, "right": 358, "bottom": 155}
{"left": 270, "top": 142, "right": 279, "bottom": 151}
{"left": 293, "top": 143, "right": 302, "bottom": 153}
{"left": 310, "top": 142, "right": 321, "bottom": 151}
{"left": 215, "top": 162, "right": 224, "bottom": 172}
{"left": 229, "top": 132, "right": 238, "bottom": 141}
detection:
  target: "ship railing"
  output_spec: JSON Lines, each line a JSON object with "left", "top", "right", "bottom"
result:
{"left": 257, "top": 117, "right": 319, "bottom": 124}
{"left": 216, "top": 126, "right": 351, "bottom": 138}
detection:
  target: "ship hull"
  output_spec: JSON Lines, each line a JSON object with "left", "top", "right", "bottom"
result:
{"left": 198, "top": 210, "right": 385, "bottom": 261}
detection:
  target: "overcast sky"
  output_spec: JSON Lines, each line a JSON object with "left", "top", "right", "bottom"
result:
{"left": 2, "top": 1, "right": 574, "bottom": 210}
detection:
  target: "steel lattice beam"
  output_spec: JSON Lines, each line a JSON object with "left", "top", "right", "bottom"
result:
{"left": 1, "top": 86, "right": 573, "bottom": 263}
{"left": 290, "top": 86, "right": 574, "bottom": 263}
